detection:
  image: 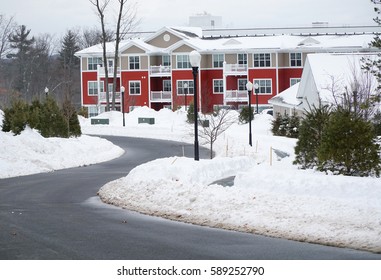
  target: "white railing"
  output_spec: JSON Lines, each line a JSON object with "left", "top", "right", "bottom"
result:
{"left": 223, "top": 63, "right": 248, "bottom": 74}
{"left": 225, "top": 90, "right": 248, "bottom": 101}
{"left": 150, "top": 91, "right": 172, "bottom": 101}
{"left": 149, "top": 65, "right": 171, "bottom": 76}
{"left": 97, "top": 66, "right": 121, "bottom": 77}
{"left": 99, "top": 91, "right": 121, "bottom": 102}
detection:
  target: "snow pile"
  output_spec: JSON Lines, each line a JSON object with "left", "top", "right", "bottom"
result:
{"left": 0, "top": 113, "right": 124, "bottom": 178}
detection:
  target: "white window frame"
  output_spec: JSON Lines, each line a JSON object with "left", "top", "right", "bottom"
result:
{"left": 129, "top": 81, "right": 141, "bottom": 95}
{"left": 88, "top": 81, "right": 104, "bottom": 96}
{"left": 129, "top": 56, "right": 140, "bottom": 70}
{"left": 162, "top": 55, "right": 171, "bottom": 66}
{"left": 238, "top": 79, "right": 248, "bottom": 91}
{"left": 238, "top": 53, "right": 247, "bottom": 65}
{"left": 213, "top": 54, "right": 224, "bottom": 68}
{"left": 253, "top": 79, "right": 272, "bottom": 95}
{"left": 88, "top": 57, "right": 103, "bottom": 70}
{"left": 177, "top": 80, "right": 194, "bottom": 95}
{"left": 213, "top": 79, "right": 224, "bottom": 94}
{"left": 290, "top": 52, "right": 302, "bottom": 67}
{"left": 290, "top": 78, "right": 301, "bottom": 86}
{"left": 176, "top": 54, "right": 191, "bottom": 69}
{"left": 253, "top": 53, "right": 271, "bottom": 68}
{"left": 163, "top": 80, "right": 172, "bottom": 91}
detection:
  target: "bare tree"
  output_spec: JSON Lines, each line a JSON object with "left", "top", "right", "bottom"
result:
{"left": 111, "top": 0, "right": 139, "bottom": 109}
{"left": 89, "top": 0, "right": 111, "bottom": 111}
{"left": 0, "top": 14, "right": 16, "bottom": 60}
{"left": 198, "top": 109, "right": 236, "bottom": 159}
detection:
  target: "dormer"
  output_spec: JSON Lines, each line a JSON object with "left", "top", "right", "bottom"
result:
{"left": 298, "top": 37, "right": 320, "bottom": 46}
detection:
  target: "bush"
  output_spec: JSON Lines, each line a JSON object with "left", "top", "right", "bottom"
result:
{"left": 318, "top": 109, "right": 381, "bottom": 177}
{"left": 1, "top": 99, "right": 29, "bottom": 135}
{"left": 187, "top": 102, "right": 195, "bottom": 123}
{"left": 271, "top": 112, "right": 300, "bottom": 138}
{"left": 239, "top": 106, "right": 254, "bottom": 124}
{"left": 293, "top": 104, "right": 331, "bottom": 169}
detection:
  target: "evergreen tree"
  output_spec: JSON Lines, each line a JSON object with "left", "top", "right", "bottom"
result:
{"left": 1, "top": 98, "right": 29, "bottom": 135}
{"left": 271, "top": 113, "right": 282, "bottom": 135}
{"left": 239, "top": 106, "right": 254, "bottom": 124}
{"left": 59, "top": 30, "right": 80, "bottom": 69}
{"left": 8, "top": 25, "right": 35, "bottom": 94}
{"left": 187, "top": 102, "right": 195, "bottom": 123}
{"left": 39, "top": 95, "right": 68, "bottom": 138}
{"left": 62, "top": 98, "right": 81, "bottom": 137}
{"left": 287, "top": 112, "right": 300, "bottom": 138}
{"left": 293, "top": 104, "right": 331, "bottom": 169}
{"left": 318, "top": 109, "right": 381, "bottom": 177}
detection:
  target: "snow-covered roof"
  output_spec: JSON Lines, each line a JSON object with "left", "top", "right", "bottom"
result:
{"left": 297, "top": 53, "right": 379, "bottom": 104}
{"left": 268, "top": 83, "right": 301, "bottom": 108}
{"left": 75, "top": 26, "right": 377, "bottom": 57}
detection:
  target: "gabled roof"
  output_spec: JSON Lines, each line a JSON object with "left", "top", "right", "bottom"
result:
{"left": 269, "top": 83, "right": 301, "bottom": 108}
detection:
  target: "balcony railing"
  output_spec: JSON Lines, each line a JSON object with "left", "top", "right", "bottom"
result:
{"left": 97, "top": 66, "right": 121, "bottom": 77}
{"left": 149, "top": 65, "right": 171, "bottom": 76}
{"left": 225, "top": 90, "right": 248, "bottom": 102}
{"left": 223, "top": 63, "right": 248, "bottom": 75}
{"left": 150, "top": 91, "right": 172, "bottom": 102}
{"left": 99, "top": 91, "right": 121, "bottom": 102}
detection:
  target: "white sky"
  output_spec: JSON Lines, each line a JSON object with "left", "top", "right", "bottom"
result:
{"left": 1, "top": 0, "right": 378, "bottom": 37}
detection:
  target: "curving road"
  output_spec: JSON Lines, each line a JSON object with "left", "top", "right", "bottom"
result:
{"left": 0, "top": 136, "right": 380, "bottom": 260}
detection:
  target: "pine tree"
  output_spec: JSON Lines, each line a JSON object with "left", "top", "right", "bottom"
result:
{"left": 287, "top": 112, "right": 300, "bottom": 138}
{"left": 1, "top": 99, "right": 29, "bottom": 135}
{"left": 239, "top": 106, "right": 254, "bottom": 124}
{"left": 39, "top": 95, "right": 68, "bottom": 138}
{"left": 293, "top": 104, "right": 331, "bottom": 169}
{"left": 187, "top": 102, "right": 195, "bottom": 123}
{"left": 62, "top": 98, "right": 81, "bottom": 137}
{"left": 318, "top": 109, "right": 381, "bottom": 177}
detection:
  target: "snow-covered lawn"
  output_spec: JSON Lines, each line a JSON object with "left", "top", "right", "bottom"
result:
{"left": 1, "top": 107, "right": 381, "bottom": 253}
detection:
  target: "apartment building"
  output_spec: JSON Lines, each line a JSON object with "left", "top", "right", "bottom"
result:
{"left": 75, "top": 26, "right": 377, "bottom": 116}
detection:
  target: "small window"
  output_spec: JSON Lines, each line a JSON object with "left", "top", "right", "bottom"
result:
{"left": 213, "top": 54, "right": 224, "bottom": 68}
{"left": 238, "top": 53, "right": 247, "bottom": 65}
{"left": 129, "top": 81, "right": 141, "bottom": 95}
{"left": 88, "top": 57, "right": 103, "bottom": 70}
{"left": 162, "top": 55, "right": 171, "bottom": 66}
{"left": 88, "top": 81, "right": 104, "bottom": 95}
{"left": 290, "top": 53, "right": 302, "bottom": 67}
{"left": 290, "top": 78, "right": 301, "bottom": 86}
{"left": 177, "top": 55, "right": 191, "bottom": 69}
{"left": 253, "top": 79, "right": 272, "bottom": 95}
{"left": 254, "top": 53, "right": 271, "bottom": 68}
{"left": 213, "top": 79, "right": 224, "bottom": 94}
{"left": 163, "top": 80, "right": 172, "bottom": 92}
{"left": 129, "top": 56, "right": 140, "bottom": 69}
{"left": 238, "top": 79, "right": 248, "bottom": 91}
{"left": 177, "top": 80, "right": 194, "bottom": 95}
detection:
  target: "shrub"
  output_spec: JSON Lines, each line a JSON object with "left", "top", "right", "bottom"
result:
{"left": 187, "top": 102, "right": 195, "bottom": 123}
{"left": 239, "top": 106, "right": 254, "bottom": 124}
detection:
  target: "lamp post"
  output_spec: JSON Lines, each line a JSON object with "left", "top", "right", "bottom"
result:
{"left": 184, "top": 82, "right": 188, "bottom": 111}
{"left": 246, "top": 81, "right": 253, "bottom": 147}
{"left": 254, "top": 83, "right": 259, "bottom": 114}
{"left": 189, "top": 50, "right": 201, "bottom": 161}
{"left": 45, "top": 87, "right": 49, "bottom": 96}
{"left": 121, "top": 86, "right": 125, "bottom": 127}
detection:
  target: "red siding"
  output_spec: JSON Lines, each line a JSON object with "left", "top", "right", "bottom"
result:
{"left": 121, "top": 71, "right": 149, "bottom": 111}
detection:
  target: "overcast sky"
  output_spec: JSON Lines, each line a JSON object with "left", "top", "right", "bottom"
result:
{"left": 1, "top": 0, "right": 378, "bottom": 37}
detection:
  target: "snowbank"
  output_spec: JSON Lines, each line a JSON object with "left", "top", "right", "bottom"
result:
{"left": 0, "top": 120, "right": 124, "bottom": 178}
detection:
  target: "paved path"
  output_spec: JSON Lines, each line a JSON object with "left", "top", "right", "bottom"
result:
{"left": 0, "top": 136, "right": 380, "bottom": 260}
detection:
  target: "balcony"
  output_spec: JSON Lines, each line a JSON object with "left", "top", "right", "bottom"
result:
{"left": 99, "top": 91, "right": 121, "bottom": 103}
{"left": 97, "top": 66, "right": 121, "bottom": 77}
{"left": 223, "top": 63, "right": 248, "bottom": 75}
{"left": 150, "top": 91, "right": 172, "bottom": 102}
{"left": 225, "top": 90, "right": 248, "bottom": 102}
{"left": 149, "top": 65, "right": 171, "bottom": 77}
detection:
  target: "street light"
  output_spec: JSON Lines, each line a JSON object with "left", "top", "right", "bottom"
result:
{"left": 45, "top": 87, "right": 49, "bottom": 96}
{"left": 184, "top": 82, "right": 188, "bottom": 111}
{"left": 121, "top": 86, "right": 125, "bottom": 127}
{"left": 189, "top": 50, "right": 201, "bottom": 161}
{"left": 254, "top": 83, "right": 259, "bottom": 114}
{"left": 246, "top": 81, "right": 253, "bottom": 147}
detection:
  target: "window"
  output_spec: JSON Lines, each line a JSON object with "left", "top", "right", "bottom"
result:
{"left": 176, "top": 55, "right": 191, "bottom": 69}
{"left": 290, "top": 78, "right": 301, "bottom": 86}
{"left": 213, "top": 54, "right": 224, "bottom": 68}
{"left": 253, "top": 79, "right": 272, "bottom": 95}
{"left": 88, "top": 57, "right": 103, "bottom": 70}
{"left": 177, "top": 80, "right": 194, "bottom": 95}
{"left": 254, "top": 53, "right": 271, "bottom": 67}
{"left": 238, "top": 79, "right": 248, "bottom": 91}
{"left": 238, "top": 53, "right": 247, "bottom": 65}
{"left": 163, "top": 80, "right": 171, "bottom": 92}
{"left": 88, "top": 81, "right": 104, "bottom": 95}
{"left": 162, "top": 55, "right": 170, "bottom": 66}
{"left": 213, "top": 79, "right": 224, "bottom": 94}
{"left": 88, "top": 106, "right": 98, "bottom": 117}
{"left": 129, "top": 56, "right": 140, "bottom": 69}
{"left": 129, "top": 81, "right": 141, "bottom": 95}
{"left": 290, "top": 53, "right": 302, "bottom": 67}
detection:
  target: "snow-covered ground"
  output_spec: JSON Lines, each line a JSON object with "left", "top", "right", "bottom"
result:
{"left": 1, "top": 107, "right": 381, "bottom": 253}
